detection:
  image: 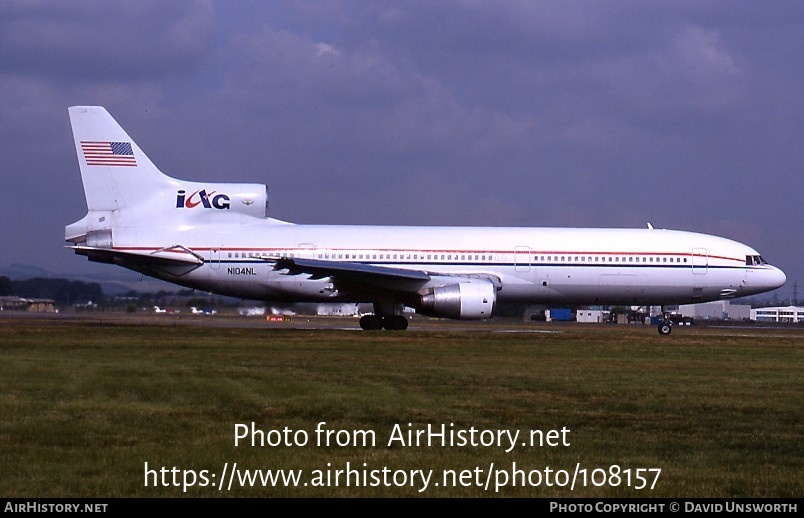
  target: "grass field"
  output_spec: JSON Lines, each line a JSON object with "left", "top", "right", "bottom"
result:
{"left": 0, "top": 315, "right": 801, "bottom": 498}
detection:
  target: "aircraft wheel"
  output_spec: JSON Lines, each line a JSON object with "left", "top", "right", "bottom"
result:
{"left": 359, "top": 314, "right": 383, "bottom": 330}
{"left": 397, "top": 316, "right": 409, "bottom": 330}
{"left": 382, "top": 316, "right": 397, "bottom": 330}
{"left": 382, "top": 315, "right": 408, "bottom": 330}
{"left": 658, "top": 322, "right": 672, "bottom": 335}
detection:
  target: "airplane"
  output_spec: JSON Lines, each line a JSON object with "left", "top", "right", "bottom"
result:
{"left": 64, "top": 106, "right": 787, "bottom": 334}
{"left": 190, "top": 306, "right": 217, "bottom": 315}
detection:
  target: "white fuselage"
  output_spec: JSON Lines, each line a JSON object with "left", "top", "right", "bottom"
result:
{"left": 110, "top": 218, "right": 785, "bottom": 307}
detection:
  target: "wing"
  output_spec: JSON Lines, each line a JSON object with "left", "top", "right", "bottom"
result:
{"left": 272, "top": 257, "right": 429, "bottom": 285}
{"left": 269, "top": 257, "right": 501, "bottom": 293}
{"left": 269, "top": 257, "right": 502, "bottom": 320}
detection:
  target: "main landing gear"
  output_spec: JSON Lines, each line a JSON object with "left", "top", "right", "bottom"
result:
{"left": 359, "top": 314, "right": 409, "bottom": 330}
{"left": 359, "top": 300, "right": 410, "bottom": 331}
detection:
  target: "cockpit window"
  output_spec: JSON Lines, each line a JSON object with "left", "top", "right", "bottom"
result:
{"left": 745, "top": 255, "right": 768, "bottom": 266}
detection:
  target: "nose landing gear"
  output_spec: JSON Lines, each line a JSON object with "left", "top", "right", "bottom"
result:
{"left": 658, "top": 308, "right": 672, "bottom": 335}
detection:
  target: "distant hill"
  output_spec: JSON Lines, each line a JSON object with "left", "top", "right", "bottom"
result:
{"left": 0, "top": 263, "right": 53, "bottom": 280}
{"left": 0, "top": 263, "right": 179, "bottom": 295}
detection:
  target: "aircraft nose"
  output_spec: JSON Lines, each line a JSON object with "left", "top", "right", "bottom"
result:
{"left": 769, "top": 266, "right": 787, "bottom": 289}
{"left": 742, "top": 265, "right": 786, "bottom": 297}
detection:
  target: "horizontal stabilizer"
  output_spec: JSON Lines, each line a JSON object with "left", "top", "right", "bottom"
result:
{"left": 68, "top": 245, "right": 204, "bottom": 267}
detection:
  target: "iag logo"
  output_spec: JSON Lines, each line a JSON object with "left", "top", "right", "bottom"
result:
{"left": 176, "top": 189, "right": 230, "bottom": 210}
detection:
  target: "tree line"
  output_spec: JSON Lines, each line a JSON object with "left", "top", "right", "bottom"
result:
{"left": 0, "top": 276, "right": 104, "bottom": 305}
{"left": 0, "top": 275, "right": 232, "bottom": 310}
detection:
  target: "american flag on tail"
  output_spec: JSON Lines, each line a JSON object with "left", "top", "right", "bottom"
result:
{"left": 80, "top": 141, "right": 137, "bottom": 167}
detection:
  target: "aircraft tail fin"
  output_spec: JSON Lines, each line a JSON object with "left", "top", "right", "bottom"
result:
{"left": 68, "top": 106, "right": 175, "bottom": 213}
{"left": 66, "top": 106, "right": 272, "bottom": 247}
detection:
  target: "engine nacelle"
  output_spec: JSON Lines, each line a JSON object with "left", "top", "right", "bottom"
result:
{"left": 175, "top": 183, "right": 269, "bottom": 218}
{"left": 418, "top": 282, "right": 496, "bottom": 320}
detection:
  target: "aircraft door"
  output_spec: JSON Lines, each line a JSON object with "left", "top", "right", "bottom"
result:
{"left": 515, "top": 246, "right": 531, "bottom": 272}
{"left": 692, "top": 248, "right": 708, "bottom": 274}
{"left": 298, "top": 242, "right": 316, "bottom": 259}
{"left": 210, "top": 248, "right": 220, "bottom": 270}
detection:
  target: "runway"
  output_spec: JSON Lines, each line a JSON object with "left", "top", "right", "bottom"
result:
{"left": 2, "top": 309, "right": 798, "bottom": 335}
{"left": 0, "top": 309, "right": 569, "bottom": 333}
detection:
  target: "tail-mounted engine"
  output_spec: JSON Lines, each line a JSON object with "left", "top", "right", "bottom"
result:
{"left": 175, "top": 183, "right": 269, "bottom": 218}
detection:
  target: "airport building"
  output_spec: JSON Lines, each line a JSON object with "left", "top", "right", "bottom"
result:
{"left": 316, "top": 303, "right": 361, "bottom": 316}
{"left": 576, "top": 309, "right": 610, "bottom": 323}
{"left": 0, "top": 296, "right": 56, "bottom": 313}
{"left": 678, "top": 300, "right": 751, "bottom": 321}
{"left": 526, "top": 303, "right": 804, "bottom": 325}
{"left": 750, "top": 305, "right": 804, "bottom": 323}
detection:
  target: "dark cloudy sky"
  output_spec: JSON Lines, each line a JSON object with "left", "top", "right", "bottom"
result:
{"left": 0, "top": 1, "right": 800, "bottom": 301}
